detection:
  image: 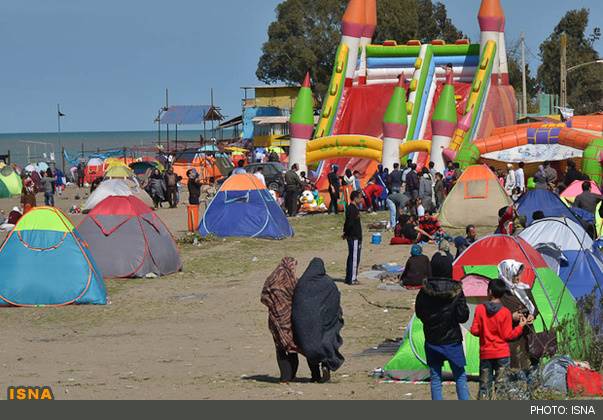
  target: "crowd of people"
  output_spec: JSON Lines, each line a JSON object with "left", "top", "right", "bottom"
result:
{"left": 1, "top": 165, "right": 66, "bottom": 229}
{"left": 260, "top": 157, "right": 602, "bottom": 398}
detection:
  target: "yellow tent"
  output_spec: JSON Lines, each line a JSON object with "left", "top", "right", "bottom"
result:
{"left": 104, "top": 165, "right": 134, "bottom": 179}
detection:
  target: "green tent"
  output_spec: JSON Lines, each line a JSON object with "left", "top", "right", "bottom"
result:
{"left": 385, "top": 236, "right": 577, "bottom": 380}
{"left": 596, "top": 203, "right": 602, "bottom": 239}
{"left": 0, "top": 166, "right": 22, "bottom": 198}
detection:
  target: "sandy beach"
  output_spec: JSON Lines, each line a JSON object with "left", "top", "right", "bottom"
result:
{"left": 0, "top": 186, "right": 482, "bottom": 400}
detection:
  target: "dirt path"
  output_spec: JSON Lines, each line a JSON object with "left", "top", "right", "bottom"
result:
{"left": 1, "top": 188, "right": 477, "bottom": 400}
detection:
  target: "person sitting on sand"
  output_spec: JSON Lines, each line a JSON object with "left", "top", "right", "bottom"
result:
{"left": 400, "top": 244, "right": 432, "bottom": 288}
{"left": 391, "top": 215, "right": 435, "bottom": 245}
{"left": 418, "top": 213, "right": 443, "bottom": 241}
{"left": 432, "top": 239, "right": 454, "bottom": 267}
{"left": 0, "top": 207, "right": 22, "bottom": 232}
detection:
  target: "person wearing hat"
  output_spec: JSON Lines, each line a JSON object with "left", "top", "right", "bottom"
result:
{"left": 400, "top": 245, "right": 432, "bottom": 288}
{"left": 415, "top": 246, "right": 470, "bottom": 400}
{"left": 433, "top": 240, "right": 454, "bottom": 267}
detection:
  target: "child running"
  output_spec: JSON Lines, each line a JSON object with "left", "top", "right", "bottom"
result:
{"left": 470, "top": 278, "right": 527, "bottom": 400}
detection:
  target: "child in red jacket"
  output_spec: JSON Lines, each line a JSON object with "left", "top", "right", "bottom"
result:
{"left": 471, "top": 278, "right": 527, "bottom": 400}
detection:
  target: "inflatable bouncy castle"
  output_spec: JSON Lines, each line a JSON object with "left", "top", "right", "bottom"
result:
{"left": 287, "top": 0, "right": 603, "bottom": 193}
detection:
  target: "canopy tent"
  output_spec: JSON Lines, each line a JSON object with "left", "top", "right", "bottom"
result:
{"left": 439, "top": 165, "right": 512, "bottom": 228}
{"left": 0, "top": 207, "right": 106, "bottom": 307}
{"left": 519, "top": 217, "right": 603, "bottom": 300}
{"left": 83, "top": 179, "right": 153, "bottom": 212}
{"left": 159, "top": 105, "right": 224, "bottom": 126}
{"left": 198, "top": 144, "right": 220, "bottom": 153}
{"left": 199, "top": 174, "right": 293, "bottom": 239}
{"left": 560, "top": 181, "right": 602, "bottom": 204}
{"left": 385, "top": 236, "right": 576, "bottom": 380}
{"left": 78, "top": 196, "right": 182, "bottom": 278}
{"left": 0, "top": 165, "right": 22, "bottom": 198}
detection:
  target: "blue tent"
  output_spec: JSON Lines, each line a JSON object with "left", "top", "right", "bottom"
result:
{"left": 0, "top": 207, "right": 107, "bottom": 307}
{"left": 199, "top": 174, "right": 293, "bottom": 239}
{"left": 517, "top": 190, "right": 582, "bottom": 226}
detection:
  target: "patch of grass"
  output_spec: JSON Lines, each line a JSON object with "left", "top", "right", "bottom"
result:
{"left": 181, "top": 214, "right": 348, "bottom": 280}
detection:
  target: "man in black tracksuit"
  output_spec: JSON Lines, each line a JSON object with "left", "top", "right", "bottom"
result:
{"left": 328, "top": 165, "right": 341, "bottom": 215}
{"left": 343, "top": 191, "right": 363, "bottom": 285}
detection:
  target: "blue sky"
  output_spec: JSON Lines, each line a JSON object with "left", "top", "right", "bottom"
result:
{"left": 1, "top": 0, "right": 601, "bottom": 133}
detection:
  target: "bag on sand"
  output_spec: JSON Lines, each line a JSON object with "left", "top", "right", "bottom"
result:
{"left": 567, "top": 366, "right": 603, "bottom": 397}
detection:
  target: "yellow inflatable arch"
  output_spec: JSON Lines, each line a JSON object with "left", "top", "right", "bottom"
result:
{"left": 306, "top": 135, "right": 431, "bottom": 164}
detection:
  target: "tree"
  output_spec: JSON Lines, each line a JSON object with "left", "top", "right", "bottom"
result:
{"left": 256, "top": 0, "right": 464, "bottom": 101}
{"left": 415, "top": 0, "right": 464, "bottom": 43}
{"left": 507, "top": 40, "right": 539, "bottom": 113}
{"left": 537, "top": 9, "right": 602, "bottom": 114}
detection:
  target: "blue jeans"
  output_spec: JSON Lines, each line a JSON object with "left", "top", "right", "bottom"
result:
{"left": 425, "top": 343, "right": 470, "bottom": 401}
{"left": 386, "top": 199, "right": 397, "bottom": 228}
{"left": 479, "top": 358, "right": 511, "bottom": 400}
{"left": 44, "top": 192, "right": 54, "bottom": 207}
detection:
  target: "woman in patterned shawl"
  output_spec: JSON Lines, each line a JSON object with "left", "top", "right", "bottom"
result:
{"left": 261, "top": 257, "right": 300, "bottom": 383}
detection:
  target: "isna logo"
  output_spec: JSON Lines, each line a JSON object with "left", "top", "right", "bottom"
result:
{"left": 7, "top": 386, "right": 54, "bottom": 400}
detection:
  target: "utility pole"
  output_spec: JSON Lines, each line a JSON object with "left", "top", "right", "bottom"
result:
{"left": 560, "top": 32, "right": 568, "bottom": 109}
{"left": 165, "top": 88, "right": 170, "bottom": 151}
{"left": 520, "top": 32, "right": 528, "bottom": 116}
{"left": 210, "top": 88, "right": 215, "bottom": 139}
{"left": 57, "top": 104, "right": 66, "bottom": 173}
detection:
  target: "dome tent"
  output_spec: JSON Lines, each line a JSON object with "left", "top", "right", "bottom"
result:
{"left": 199, "top": 174, "right": 293, "bottom": 239}
{"left": 104, "top": 164, "right": 134, "bottom": 180}
{"left": 439, "top": 165, "right": 512, "bottom": 228}
{"left": 519, "top": 217, "right": 603, "bottom": 300}
{"left": 517, "top": 189, "right": 582, "bottom": 226}
{"left": 78, "top": 196, "right": 182, "bottom": 278}
{"left": 83, "top": 179, "right": 153, "bottom": 212}
{"left": 84, "top": 158, "right": 105, "bottom": 185}
{"left": 560, "top": 180, "right": 602, "bottom": 204}
{"left": 0, "top": 207, "right": 106, "bottom": 307}
{"left": 384, "top": 236, "right": 576, "bottom": 380}
{"left": 0, "top": 165, "right": 22, "bottom": 198}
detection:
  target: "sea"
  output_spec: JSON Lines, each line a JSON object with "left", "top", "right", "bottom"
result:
{"left": 0, "top": 129, "right": 235, "bottom": 165}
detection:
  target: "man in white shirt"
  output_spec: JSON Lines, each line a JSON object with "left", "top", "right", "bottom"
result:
{"left": 254, "top": 166, "right": 266, "bottom": 187}
{"left": 505, "top": 164, "right": 517, "bottom": 196}
{"left": 515, "top": 162, "right": 526, "bottom": 193}
{"left": 401, "top": 159, "right": 413, "bottom": 190}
